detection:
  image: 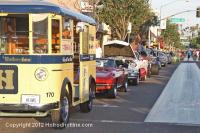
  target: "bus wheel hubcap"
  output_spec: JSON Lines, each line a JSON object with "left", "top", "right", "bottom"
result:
{"left": 61, "top": 97, "right": 69, "bottom": 122}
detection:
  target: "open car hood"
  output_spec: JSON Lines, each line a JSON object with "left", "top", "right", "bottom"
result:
{"left": 104, "top": 40, "right": 133, "bottom": 57}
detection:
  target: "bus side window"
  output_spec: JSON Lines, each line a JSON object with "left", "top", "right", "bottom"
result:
{"left": 52, "top": 19, "right": 60, "bottom": 53}
{"left": 32, "top": 14, "right": 48, "bottom": 54}
{"left": 0, "top": 15, "right": 29, "bottom": 54}
{"left": 76, "top": 22, "right": 89, "bottom": 54}
{"left": 62, "top": 18, "right": 72, "bottom": 39}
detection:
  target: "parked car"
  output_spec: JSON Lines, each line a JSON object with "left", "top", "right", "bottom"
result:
{"left": 166, "top": 52, "right": 172, "bottom": 64}
{"left": 145, "top": 48, "right": 161, "bottom": 75}
{"left": 103, "top": 40, "right": 148, "bottom": 81}
{"left": 158, "top": 51, "right": 168, "bottom": 67}
{"left": 96, "top": 58, "right": 128, "bottom": 98}
{"left": 132, "top": 51, "right": 148, "bottom": 81}
{"left": 115, "top": 57, "right": 139, "bottom": 85}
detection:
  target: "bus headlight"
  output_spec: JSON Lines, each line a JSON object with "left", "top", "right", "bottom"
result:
{"left": 35, "top": 68, "right": 48, "bottom": 81}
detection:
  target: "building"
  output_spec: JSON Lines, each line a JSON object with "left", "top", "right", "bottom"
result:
{"left": 43, "top": 0, "right": 81, "bottom": 11}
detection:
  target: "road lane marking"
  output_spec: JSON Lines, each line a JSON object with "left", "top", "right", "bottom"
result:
{"left": 100, "top": 120, "right": 142, "bottom": 124}
{"left": 70, "top": 119, "right": 200, "bottom": 127}
{"left": 71, "top": 118, "right": 143, "bottom": 124}
{"left": 93, "top": 104, "right": 119, "bottom": 108}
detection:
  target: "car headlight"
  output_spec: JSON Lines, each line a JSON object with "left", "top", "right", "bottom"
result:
{"left": 35, "top": 67, "right": 48, "bottom": 81}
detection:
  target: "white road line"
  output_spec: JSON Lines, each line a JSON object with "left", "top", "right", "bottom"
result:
{"left": 145, "top": 63, "right": 200, "bottom": 124}
{"left": 71, "top": 118, "right": 143, "bottom": 124}
{"left": 93, "top": 104, "right": 120, "bottom": 108}
{"left": 71, "top": 119, "right": 200, "bottom": 127}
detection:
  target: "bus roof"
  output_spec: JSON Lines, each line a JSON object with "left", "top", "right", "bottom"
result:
{"left": 0, "top": 1, "right": 96, "bottom": 25}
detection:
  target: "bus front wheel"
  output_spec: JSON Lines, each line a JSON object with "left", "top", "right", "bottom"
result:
{"left": 51, "top": 89, "right": 70, "bottom": 125}
{"left": 80, "top": 82, "right": 95, "bottom": 113}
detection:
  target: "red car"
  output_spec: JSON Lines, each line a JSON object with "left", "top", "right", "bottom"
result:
{"left": 96, "top": 58, "right": 128, "bottom": 98}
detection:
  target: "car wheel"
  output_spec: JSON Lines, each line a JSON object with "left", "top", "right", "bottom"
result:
{"left": 147, "top": 69, "right": 151, "bottom": 78}
{"left": 132, "top": 76, "right": 139, "bottom": 86}
{"left": 122, "top": 78, "right": 128, "bottom": 92}
{"left": 51, "top": 89, "right": 70, "bottom": 125}
{"left": 151, "top": 65, "right": 159, "bottom": 75}
{"left": 162, "top": 63, "right": 166, "bottom": 67}
{"left": 108, "top": 84, "right": 117, "bottom": 98}
{"left": 141, "top": 74, "right": 147, "bottom": 81}
{"left": 80, "top": 82, "right": 95, "bottom": 113}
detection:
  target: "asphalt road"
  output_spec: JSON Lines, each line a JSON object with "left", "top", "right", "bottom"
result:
{"left": 1, "top": 62, "right": 200, "bottom": 133}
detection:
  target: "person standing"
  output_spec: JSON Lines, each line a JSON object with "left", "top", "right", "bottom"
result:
{"left": 196, "top": 50, "right": 199, "bottom": 61}
{"left": 186, "top": 48, "right": 192, "bottom": 61}
{"left": 96, "top": 42, "right": 102, "bottom": 58}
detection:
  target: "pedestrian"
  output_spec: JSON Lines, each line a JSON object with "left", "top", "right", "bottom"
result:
{"left": 196, "top": 50, "right": 199, "bottom": 61}
{"left": 96, "top": 42, "right": 102, "bottom": 58}
{"left": 186, "top": 48, "right": 192, "bottom": 61}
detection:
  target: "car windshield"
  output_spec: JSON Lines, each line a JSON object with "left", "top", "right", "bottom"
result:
{"left": 96, "top": 59, "right": 115, "bottom": 68}
{"left": 146, "top": 49, "right": 151, "bottom": 55}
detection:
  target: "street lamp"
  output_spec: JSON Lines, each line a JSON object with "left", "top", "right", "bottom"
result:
{"left": 158, "top": 0, "right": 189, "bottom": 49}
{"left": 160, "top": 0, "right": 190, "bottom": 21}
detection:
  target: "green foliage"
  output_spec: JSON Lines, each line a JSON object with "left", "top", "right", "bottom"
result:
{"left": 161, "top": 20, "right": 181, "bottom": 48}
{"left": 190, "top": 37, "right": 200, "bottom": 48}
{"left": 96, "top": 0, "right": 155, "bottom": 40}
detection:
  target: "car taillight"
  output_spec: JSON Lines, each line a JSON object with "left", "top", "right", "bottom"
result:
{"left": 106, "top": 78, "right": 115, "bottom": 84}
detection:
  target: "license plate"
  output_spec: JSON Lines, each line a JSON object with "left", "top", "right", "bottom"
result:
{"left": 21, "top": 95, "right": 40, "bottom": 105}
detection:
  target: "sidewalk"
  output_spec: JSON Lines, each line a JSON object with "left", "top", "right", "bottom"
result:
{"left": 145, "top": 62, "right": 200, "bottom": 125}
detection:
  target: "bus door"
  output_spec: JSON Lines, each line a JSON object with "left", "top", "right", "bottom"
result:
{"left": 73, "top": 21, "right": 81, "bottom": 103}
{"left": 79, "top": 23, "right": 90, "bottom": 103}
{"left": 51, "top": 15, "right": 61, "bottom": 54}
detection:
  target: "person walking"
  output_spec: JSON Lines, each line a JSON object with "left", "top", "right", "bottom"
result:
{"left": 187, "top": 48, "right": 192, "bottom": 61}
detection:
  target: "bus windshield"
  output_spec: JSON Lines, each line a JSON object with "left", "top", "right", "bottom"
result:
{"left": 0, "top": 14, "right": 29, "bottom": 54}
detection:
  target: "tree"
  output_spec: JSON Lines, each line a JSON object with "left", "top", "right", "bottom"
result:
{"left": 96, "top": 0, "right": 155, "bottom": 40}
{"left": 190, "top": 36, "right": 200, "bottom": 48}
{"left": 161, "top": 20, "right": 181, "bottom": 48}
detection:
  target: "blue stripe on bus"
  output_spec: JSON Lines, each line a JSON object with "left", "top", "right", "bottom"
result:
{"left": 80, "top": 54, "right": 96, "bottom": 61}
{"left": 0, "top": 55, "right": 73, "bottom": 64}
{"left": 0, "top": 54, "right": 96, "bottom": 64}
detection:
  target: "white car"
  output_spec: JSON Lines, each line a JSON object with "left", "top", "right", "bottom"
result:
{"left": 132, "top": 51, "right": 148, "bottom": 80}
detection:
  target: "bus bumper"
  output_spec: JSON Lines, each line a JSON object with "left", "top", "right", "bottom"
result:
{"left": 0, "top": 102, "right": 59, "bottom": 117}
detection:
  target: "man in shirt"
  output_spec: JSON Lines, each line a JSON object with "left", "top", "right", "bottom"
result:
{"left": 96, "top": 43, "right": 102, "bottom": 58}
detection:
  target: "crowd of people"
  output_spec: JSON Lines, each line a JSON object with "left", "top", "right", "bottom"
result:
{"left": 185, "top": 48, "right": 200, "bottom": 61}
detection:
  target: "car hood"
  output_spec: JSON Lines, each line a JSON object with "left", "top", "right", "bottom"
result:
{"left": 96, "top": 67, "right": 113, "bottom": 78}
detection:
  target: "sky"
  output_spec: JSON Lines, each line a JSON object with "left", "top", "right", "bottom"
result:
{"left": 150, "top": 0, "right": 200, "bottom": 27}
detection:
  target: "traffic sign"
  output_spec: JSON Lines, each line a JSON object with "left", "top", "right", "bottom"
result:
{"left": 170, "top": 18, "right": 185, "bottom": 23}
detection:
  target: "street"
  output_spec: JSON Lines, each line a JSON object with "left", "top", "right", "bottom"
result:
{"left": 1, "top": 0, "right": 200, "bottom": 133}
{"left": 1, "top": 62, "right": 200, "bottom": 133}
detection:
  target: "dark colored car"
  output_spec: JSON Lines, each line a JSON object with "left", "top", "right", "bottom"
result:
{"left": 166, "top": 53, "right": 172, "bottom": 64}
{"left": 115, "top": 57, "right": 140, "bottom": 85}
{"left": 158, "top": 51, "right": 168, "bottom": 67}
{"left": 144, "top": 48, "right": 161, "bottom": 75}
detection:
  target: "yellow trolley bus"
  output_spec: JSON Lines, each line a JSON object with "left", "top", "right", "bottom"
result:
{"left": 0, "top": 1, "right": 96, "bottom": 124}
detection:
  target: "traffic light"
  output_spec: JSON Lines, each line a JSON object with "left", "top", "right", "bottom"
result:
{"left": 196, "top": 7, "right": 200, "bottom": 17}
